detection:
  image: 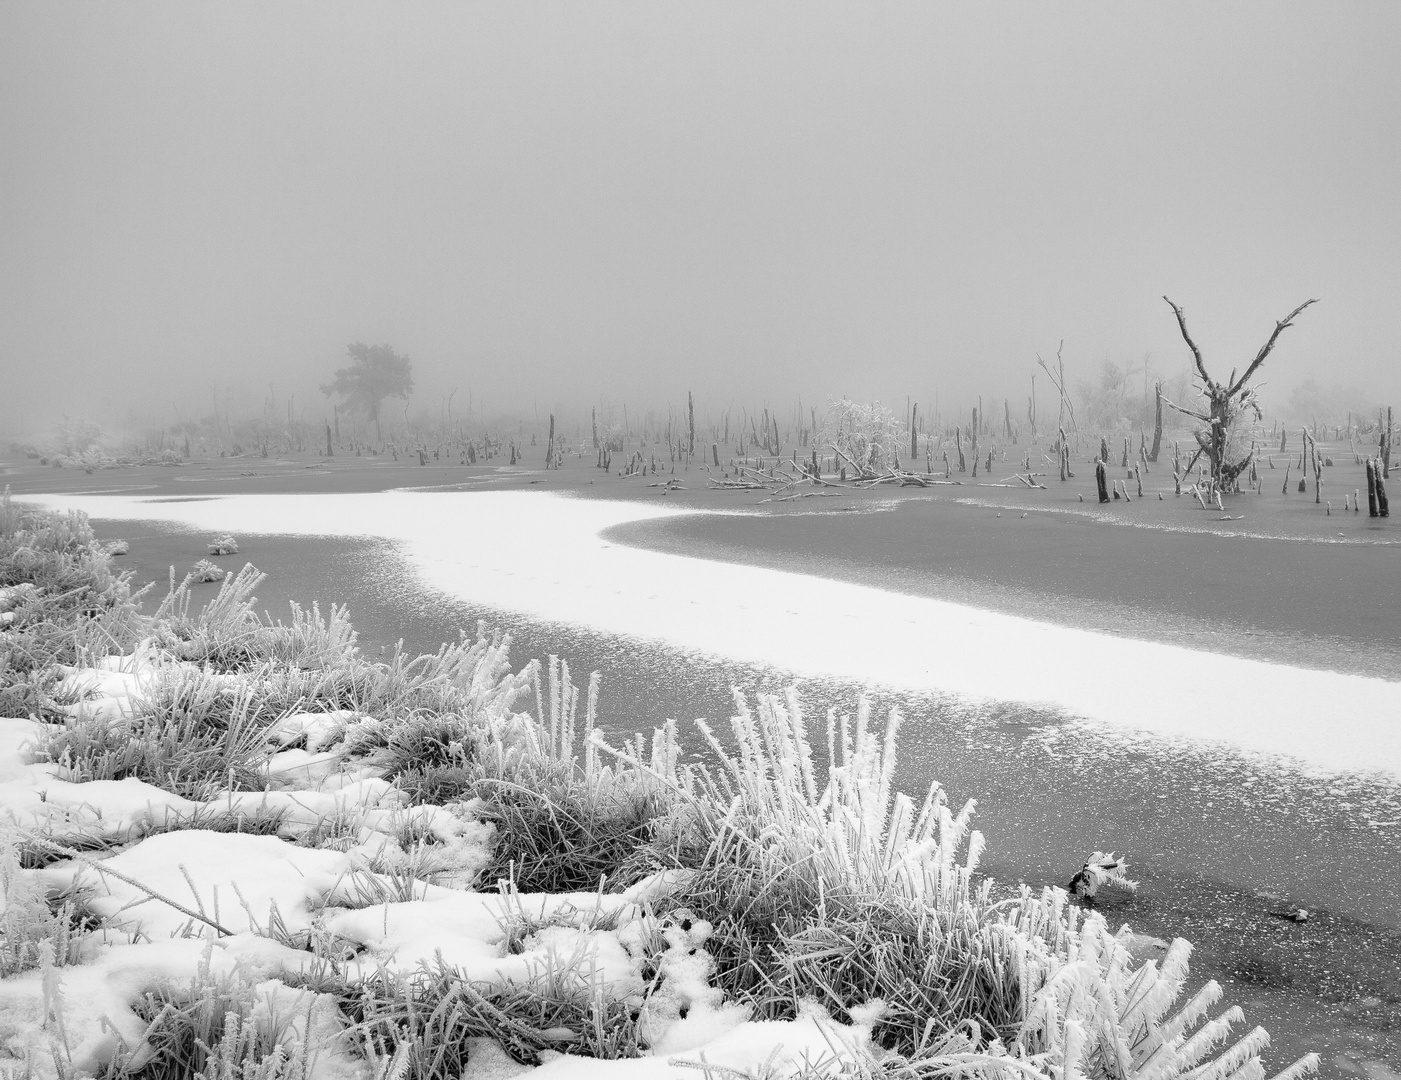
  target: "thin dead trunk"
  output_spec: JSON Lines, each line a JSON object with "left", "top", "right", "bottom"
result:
{"left": 1149, "top": 381, "right": 1162, "bottom": 462}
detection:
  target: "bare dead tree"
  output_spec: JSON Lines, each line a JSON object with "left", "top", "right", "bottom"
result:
{"left": 1036, "top": 340, "right": 1076, "bottom": 433}
{"left": 1160, "top": 296, "right": 1318, "bottom": 493}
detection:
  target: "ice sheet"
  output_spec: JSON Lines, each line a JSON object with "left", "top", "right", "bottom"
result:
{"left": 28, "top": 490, "right": 1401, "bottom": 777}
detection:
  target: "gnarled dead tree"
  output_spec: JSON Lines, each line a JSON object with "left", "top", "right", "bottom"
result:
{"left": 1161, "top": 296, "right": 1318, "bottom": 493}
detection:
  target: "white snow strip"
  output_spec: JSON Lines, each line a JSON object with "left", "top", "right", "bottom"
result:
{"left": 26, "top": 490, "right": 1401, "bottom": 777}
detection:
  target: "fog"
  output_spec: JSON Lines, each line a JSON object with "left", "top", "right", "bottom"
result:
{"left": 2, "top": 2, "right": 1398, "bottom": 439}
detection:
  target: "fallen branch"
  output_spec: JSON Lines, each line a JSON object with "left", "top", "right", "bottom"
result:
{"left": 18, "top": 831, "right": 235, "bottom": 937}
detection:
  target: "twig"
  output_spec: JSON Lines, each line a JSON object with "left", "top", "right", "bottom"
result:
{"left": 18, "top": 831, "right": 235, "bottom": 936}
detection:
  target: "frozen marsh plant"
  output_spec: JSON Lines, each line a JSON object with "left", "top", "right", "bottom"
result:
{"left": 819, "top": 399, "right": 906, "bottom": 476}
{"left": 0, "top": 489, "right": 1320, "bottom": 1079}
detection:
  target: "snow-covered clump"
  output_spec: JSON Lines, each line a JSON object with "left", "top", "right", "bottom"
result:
{"left": 190, "top": 557, "right": 225, "bottom": 582}
{"left": 0, "top": 934, "right": 362, "bottom": 1079}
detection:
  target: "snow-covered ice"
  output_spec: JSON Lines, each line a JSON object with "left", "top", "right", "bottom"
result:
{"left": 27, "top": 489, "right": 1401, "bottom": 777}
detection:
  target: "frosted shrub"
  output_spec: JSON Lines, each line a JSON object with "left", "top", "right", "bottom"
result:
{"left": 597, "top": 691, "right": 1319, "bottom": 1079}
{"left": 819, "top": 399, "right": 906, "bottom": 474}
{"left": 0, "top": 491, "right": 150, "bottom": 709}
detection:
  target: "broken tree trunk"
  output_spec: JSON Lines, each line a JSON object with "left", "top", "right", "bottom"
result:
{"left": 1382, "top": 406, "right": 1393, "bottom": 479}
{"left": 1366, "top": 459, "right": 1380, "bottom": 517}
{"left": 1149, "top": 380, "right": 1162, "bottom": 462}
{"left": 1096, "top": 459, "right": 1110, "bottom": 503}
{"left": 1312, "top": 432, "right": 1323, "bottom": 504}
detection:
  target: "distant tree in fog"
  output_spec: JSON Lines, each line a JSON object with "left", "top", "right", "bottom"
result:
{"left": 321, "top": 343, "right": 414, "bottom": 441}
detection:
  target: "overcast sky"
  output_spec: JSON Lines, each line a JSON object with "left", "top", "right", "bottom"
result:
{"left": 2, "top": 2, "right": 1397, "bottom": 434}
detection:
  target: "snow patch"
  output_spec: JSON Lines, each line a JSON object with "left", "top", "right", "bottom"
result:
{"left": 531, "top": 1003, "right": 879, "bottom": 1078}
{"left": 35, "top": 831, "right": 353, "bottom": 939}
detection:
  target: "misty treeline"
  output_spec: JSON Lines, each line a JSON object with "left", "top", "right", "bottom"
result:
{"left": 7, "top": 333, "right": 1395, "bottom": 474}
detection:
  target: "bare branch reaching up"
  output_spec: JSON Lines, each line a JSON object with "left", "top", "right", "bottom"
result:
{"left": 1162, "top": 296, "right": 1213, "bottom": 390}
{"left": 1036, "top": 341, "right": 1077, "bottom": 430}
{"left": 1228, "top": 298, "right": 1320, "bottom": 396}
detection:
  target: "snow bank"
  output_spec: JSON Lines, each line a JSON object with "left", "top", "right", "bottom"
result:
{"left": 27, "top": 490, "right": 1401, "bottom": 777}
